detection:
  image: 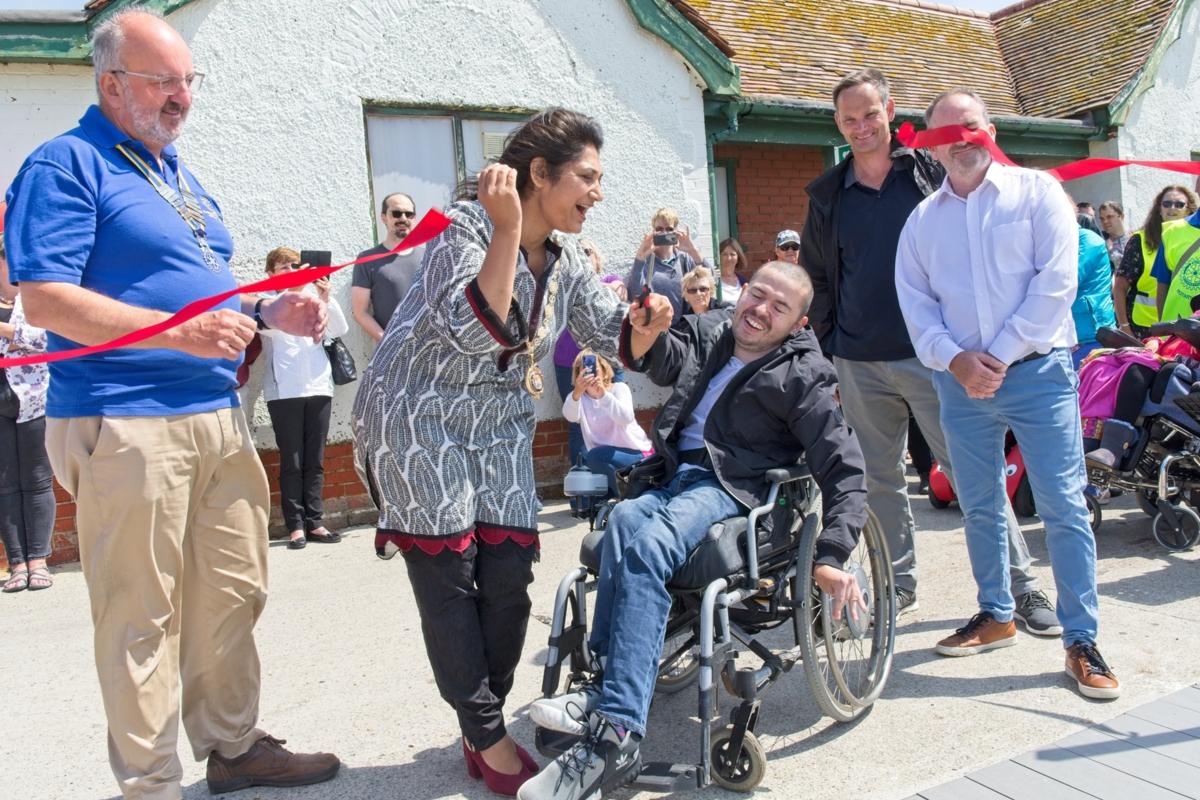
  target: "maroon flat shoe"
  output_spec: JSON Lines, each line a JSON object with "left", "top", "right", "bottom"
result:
{"left": 462, "top": 739, "right": 536, "bottom": 797}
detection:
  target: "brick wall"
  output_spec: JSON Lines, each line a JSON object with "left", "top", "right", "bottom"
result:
{"left": 714, "top": 143, "right": 827, "bottom": 267}
{"left": 0, "top": 411, "right": 660, "bottom": 571}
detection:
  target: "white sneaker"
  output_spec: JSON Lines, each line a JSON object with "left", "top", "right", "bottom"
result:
{"left": 529, "top": 684, "right": 600, "bottom": 735}
{"left": 517, "top": 715, "right": 640, "bottom": 800}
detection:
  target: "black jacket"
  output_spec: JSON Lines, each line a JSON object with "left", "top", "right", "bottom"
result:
{"left": 801, "top": 137, "right": 944, "bottom": 352}
{"left": 631, "top": 311, "right": 868, "bottom": 566}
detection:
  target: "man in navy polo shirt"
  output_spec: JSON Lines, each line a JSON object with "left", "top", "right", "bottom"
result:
{"left": 3, "top": 9, "right": 339, "bottom": 798}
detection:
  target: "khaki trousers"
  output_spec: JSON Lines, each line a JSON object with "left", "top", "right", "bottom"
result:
{"left": 47, "top": 408, "right": 270, "bottom": 800}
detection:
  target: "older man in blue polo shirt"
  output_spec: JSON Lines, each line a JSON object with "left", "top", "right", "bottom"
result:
{"left": 3, "top": 9, "right": 339, "bottom": 798}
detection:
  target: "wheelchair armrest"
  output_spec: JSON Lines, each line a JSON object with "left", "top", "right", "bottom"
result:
{"left": 1095, "top": 325, "right": 1144, "bottom": 349}
{"left": 765, "top": 463, "right": 812, "bottom": 485}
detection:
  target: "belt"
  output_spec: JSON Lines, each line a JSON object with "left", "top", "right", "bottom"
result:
{"left": 678, "top": 448, "right": 712, "bottom": 468}
{"left": 1010, "top": 351, "right": 1047, "bottom": 368}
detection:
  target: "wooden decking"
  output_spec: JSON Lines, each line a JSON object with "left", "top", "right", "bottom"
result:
{"left": 906, "top": 684, "right": 1200, "bottom": 800}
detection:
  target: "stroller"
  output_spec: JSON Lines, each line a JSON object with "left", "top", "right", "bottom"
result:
{"left": 1083, "top": 323, "right": 1200, "bottom": 551}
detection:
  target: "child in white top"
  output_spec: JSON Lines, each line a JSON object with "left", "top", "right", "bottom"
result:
{"left": 562, "top": 349, "right": 653, "bottom": 496}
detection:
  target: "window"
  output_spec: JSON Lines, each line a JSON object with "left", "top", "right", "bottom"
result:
{"left": 363, "top": 108, "right": 528, "bottom": 242}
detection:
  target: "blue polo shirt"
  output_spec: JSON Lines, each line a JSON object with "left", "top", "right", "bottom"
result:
{"left": 4, "top": 105, "right": 241, "bottom": 417}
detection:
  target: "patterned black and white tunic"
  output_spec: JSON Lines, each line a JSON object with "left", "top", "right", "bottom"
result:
{"left": 352, "top": 201, "right": 629, "bottom": 539}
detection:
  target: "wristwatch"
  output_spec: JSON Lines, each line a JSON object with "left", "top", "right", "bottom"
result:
{"left": 253, "top": 298, "right": 270, "bottom": 331}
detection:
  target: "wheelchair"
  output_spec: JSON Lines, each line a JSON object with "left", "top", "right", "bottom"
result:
{"left": 541, "top": 458, "right": 896, "bottom": 792}
{"left": 1085, "top": 324, "right": 1200, "bottom": 551}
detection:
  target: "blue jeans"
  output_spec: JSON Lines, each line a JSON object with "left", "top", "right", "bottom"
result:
{"left": 584, "top": 446, "right": 646, "bottom": 497}
{"left": 933, "top": 349, "right": 1098, "bottom": 646}
{"left": 589, "top": 469, "right": 739, "bottom": 737}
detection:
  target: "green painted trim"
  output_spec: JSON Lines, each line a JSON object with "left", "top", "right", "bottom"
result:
{"left": 363, "top": 103, "right": 534, "bottom": 121}
{"left": 0, "top": 20, "right": 89, "bottom": 62}
{"left": 1107, "top": 0, "right": 1196, "bottom": 126}
{"left": 716, "top": 157, "right": 738, "bottom": 241}
{"left": 704, "top": 98, "right": 1100, "bottom": 158}
{"left": 0, "top": 0, "right": 202, "bottom": 63}
{"left": 622, "top": 0, "right": 740, "bottom": 96}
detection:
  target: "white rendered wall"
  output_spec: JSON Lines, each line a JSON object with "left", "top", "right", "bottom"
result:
{"left": 1106, "top": 1, "right": 1199, "bottom": 230}
{"left": 1, "top": 0, "right": 715, "bottom": 446}
{"left": 0, "top": 63, "right": 96, "bottom": 196}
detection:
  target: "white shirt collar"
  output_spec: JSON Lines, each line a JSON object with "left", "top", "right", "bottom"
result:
{"left": 932, "top": 159, "right": 1008, "bottom": 204}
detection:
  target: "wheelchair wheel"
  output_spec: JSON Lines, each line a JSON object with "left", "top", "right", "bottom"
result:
{"left": 1086, "top": 491, "right": 1102, "bottom": 534}
{"left": 656, "top": 612, "right": 700, "bottom": 694}
{"left": 1152, "top": 504, "right": 1200, "bottom": 551}
{"left": 797, "top": 510, "right": 895, "bottom": 722}
{"left": 709, "top": 725, "right": 766, "bottom": 793}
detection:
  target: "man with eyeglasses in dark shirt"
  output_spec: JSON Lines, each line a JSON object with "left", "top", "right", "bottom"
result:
{"left": 351, "top": 192, "right": 426, "bottom": 343}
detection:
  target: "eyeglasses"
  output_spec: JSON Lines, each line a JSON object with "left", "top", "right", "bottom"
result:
{"left": 389, "top": 210, "right": 416, "bottom": 220}
{"left": 271, "top": 262, "right": 301, "bottom": 272}
{"left": 778, "top": 243, "right": 800, "bottom": 251}
{"left": 111, "top": 69, "right": 204, "bottom": 95}
{"left": 686, "top": 286, "right": 712, "bottom": 295}
{"left": 1162, "top": 200, "right": 1188, "bottom": 210}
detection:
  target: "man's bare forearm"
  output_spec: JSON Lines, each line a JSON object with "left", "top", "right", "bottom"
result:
{"left": 21, "top": 281, "right": 181, "bottom": 348}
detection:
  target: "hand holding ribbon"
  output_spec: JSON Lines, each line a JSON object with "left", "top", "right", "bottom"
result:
{"left": 0, "top": 209, "right": 451, "bottom": 368}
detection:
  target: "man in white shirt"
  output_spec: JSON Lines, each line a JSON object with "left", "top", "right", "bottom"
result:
{"left": 894, "top": 89, "right": 1120, "bottom": 700}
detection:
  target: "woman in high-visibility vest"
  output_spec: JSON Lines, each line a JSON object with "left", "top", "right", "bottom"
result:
{"left": 1113, "top": 184, "right": 1197, "bottom": 337}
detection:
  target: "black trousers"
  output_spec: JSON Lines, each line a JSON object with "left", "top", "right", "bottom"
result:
{"left": 402, "top": 538, "right": 536, "bottom": 750}
{"left": 267, "top": 395, "right": 332, "bottom": 532}
{"left": 0, "top": 414, "right": 55, "bottom": 564}
{"left": 907, "top": 409, "right": 933, "bottom": 475}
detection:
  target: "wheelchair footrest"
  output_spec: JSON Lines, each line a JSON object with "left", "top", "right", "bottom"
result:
{"left": 630, "top": 761, "right": 699, "bottom": 792}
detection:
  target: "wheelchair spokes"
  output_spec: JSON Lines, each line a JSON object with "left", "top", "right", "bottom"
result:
{"left": 799, "top": 511, "right": 895, "bottom": 721}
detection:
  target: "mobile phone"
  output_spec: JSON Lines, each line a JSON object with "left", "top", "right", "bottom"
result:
{"left": 582, "top": 354, "right": 598, "bottom": 376}
{"left": 652, "top": 232, "right": 678, "bottom": 247}
{"left": 299, "top": 250, "right": 332, "bottom": 268}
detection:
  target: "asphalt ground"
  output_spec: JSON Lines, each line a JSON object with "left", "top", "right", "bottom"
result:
{"left": 3, "top": 478, "right": 1199, "bottom": 800}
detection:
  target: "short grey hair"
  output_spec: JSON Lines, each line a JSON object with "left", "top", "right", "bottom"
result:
{"left": 90, "top": 6, "right": 168, "bottom": 97}
{"left": 925, "top": 88, "right": 991, "bottom": 126}
{"left": 832, "top": 68, "right": 890, "bottom": 108}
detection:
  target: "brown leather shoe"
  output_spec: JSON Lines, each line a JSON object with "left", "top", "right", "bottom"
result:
{"left": 1065, "top": 642, "right": 1121, "bottom": 699}
{"left": 935, "top": 611, "right": 1017, "bottom": 656}
{"left": 206, "top": 735, "right": 340, "bottom": 794}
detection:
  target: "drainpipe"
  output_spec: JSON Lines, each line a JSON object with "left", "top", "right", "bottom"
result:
{"left": 706, "top": 100, "right": 746, "bottom": 301}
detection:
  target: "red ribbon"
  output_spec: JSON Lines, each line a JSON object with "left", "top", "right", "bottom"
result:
{"left": 0, "top": 209, "right": 452, "bottom": 368}
{"left": 896, "top": 122, "right": 1200, "bottom": 182}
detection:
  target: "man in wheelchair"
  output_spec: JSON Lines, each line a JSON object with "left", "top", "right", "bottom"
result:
{"left": 518, "top": 261, "right": 869, "bottom": 800}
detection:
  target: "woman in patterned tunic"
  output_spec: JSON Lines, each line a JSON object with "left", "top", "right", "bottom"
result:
{"left": 352, "top": 109, "right": 672, "bottom": 795}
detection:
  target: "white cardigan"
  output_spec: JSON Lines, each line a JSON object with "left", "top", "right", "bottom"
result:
{"left": 260, "top": 289, "right": 350, "bottom": 402}
{"left": 561, "top": 382, "right": 653, "bottom": 453}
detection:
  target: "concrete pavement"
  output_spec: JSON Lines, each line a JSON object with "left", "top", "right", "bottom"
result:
{"left": 3, "top": 484, "right": 1199, "bottom": 800}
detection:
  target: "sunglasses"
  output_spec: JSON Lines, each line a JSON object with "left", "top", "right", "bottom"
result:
{"left": 1162, "top": 200, "right": 1188, "bottom": 210}
{"left": 271, "top": 262, "right": 301, "bottom": 272}
{"left": 389, "top": 210, "right": 417, "bottom": 219}
{"left": 778, "top": 243, "right": 800, "bottom": 251}
{"left": 686, "top": 286, "right": 712, "bottom": 295}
